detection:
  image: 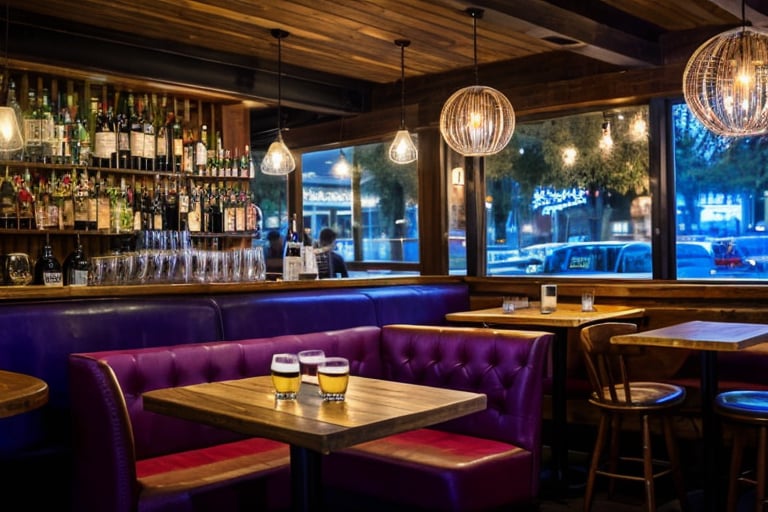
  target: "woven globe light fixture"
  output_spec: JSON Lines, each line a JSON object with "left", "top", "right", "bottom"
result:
{"left": 683, "top": 1, "right": 768, "bottom": 137}
{"left": 439, "top": 7, "right": 514, "bottom": 156}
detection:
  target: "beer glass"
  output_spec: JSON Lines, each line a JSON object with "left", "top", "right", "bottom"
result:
{"left": 298, "top": 349, "right": 325, "bottom": 385}
{"left": 318, "top": 357, "right": 350, "bottom": 401}
{"left": 270, "top": 353, "right": 301, "bottom": 400}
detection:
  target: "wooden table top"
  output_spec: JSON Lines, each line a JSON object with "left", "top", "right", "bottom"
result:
{"left": 445, "top": 303, "right": 646, "bottom": 329}
{"left": 143, "top": 375, "right": 487, "bottom": 455}
{"left": 0, "top": 370, "right": 49, "bottom": 419}
{"left": 611, "top": 320, "right": 768, "bottom": 352}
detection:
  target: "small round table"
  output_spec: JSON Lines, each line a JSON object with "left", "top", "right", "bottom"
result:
{"left": 0, "top": 370, "right": 48, "bottom": 418}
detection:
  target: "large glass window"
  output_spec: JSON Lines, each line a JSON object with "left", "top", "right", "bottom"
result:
{"left": 672, "top": 102, "right": 768, "bottom": 280}
{"left": 484, "top": 106, "right": 651, "bottom": 278}
{"left": 301, "top": 142, "right": 419, "bottom": 271}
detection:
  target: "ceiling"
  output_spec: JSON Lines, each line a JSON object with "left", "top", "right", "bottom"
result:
{"left": 3, "top": 1, "right": 766, "bottom": 121}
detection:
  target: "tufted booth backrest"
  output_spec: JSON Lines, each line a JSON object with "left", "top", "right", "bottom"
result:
{"left": 69, "top": 326, "right": 383, "bottom": 512}
{"left": 380, "top": 324, "right": 553, "bottom": 453}
{"left": 72, "top": 326, "right": 384, "bottom": 460}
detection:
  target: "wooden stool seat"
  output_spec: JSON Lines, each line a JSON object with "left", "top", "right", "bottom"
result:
{"left": 580, "top": 322, "right": 689, "bottom": 512}
{"left": 716, "top": 390, "right": 768, "bottom": 512}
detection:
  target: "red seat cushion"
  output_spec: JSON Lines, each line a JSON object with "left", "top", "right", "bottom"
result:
{"left": 137, "top": 438, "right": 289, "bottom": 500}
{"left": 324, "top": 429, "right": 535, "bottom": 512}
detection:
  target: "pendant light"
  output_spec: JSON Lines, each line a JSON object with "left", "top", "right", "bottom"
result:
{"left": 261, "top": 29, "right": 295, "bottom": 175}
{"left": 388, "top": 39, "right": 417, "bottom": 164}
{"left": 683, "top": 0, "right": 768, "bottom": 136}
{"left": 439, "top": 7, "right": 514, "bottom": 156}
{"left": 0, "top": 3, "right": 21, "bottom": 153}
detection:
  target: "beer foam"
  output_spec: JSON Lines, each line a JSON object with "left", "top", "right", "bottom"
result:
{"left": 271, "top": 361, "right": 299, "bottom": 373}
{"left": 300, "top": 355, "right": 325, "bottom": 364}
{"left": 319, "top": 364, "right": 348, "bottom": 375}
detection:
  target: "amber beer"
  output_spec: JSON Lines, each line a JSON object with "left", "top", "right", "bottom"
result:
{"left": 271, "top": 353, "right": 300, "bottom": 400}
{"left": 318, "top": 357, "right": 350, "bottom": 401}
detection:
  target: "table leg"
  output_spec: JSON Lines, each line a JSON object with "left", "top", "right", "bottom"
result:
{"left": 550, "top": 327, "right": 569, "bottom": 492}
{"left": 699, "top": 350, "right": 721, "bottom": 512}
{"left": 290, "top": 445, "right": 323, "bottom": 512}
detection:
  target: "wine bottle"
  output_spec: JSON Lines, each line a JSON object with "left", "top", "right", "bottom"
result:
{"left": 129, "top": 93, "right": 144, "bottom": 170}
{"left": 195, "top": 124, "right": 208, "bottom": 176}
{"left": 166, "top": 179, "right": 179, "bottom": 231}
{"left": 63, "top": 235, "right": 89, "bottom": 286}
{"left": 116, "top": 94, "right": 130, "bottom": 169}
{"left": 176, "top": 182, "right": 189, "bottom": 231}
{"left": 34, "top": 234, "right": 63, "bottom": 286}
{"left": 155, "top": 94, "right": 168, "bottom": 171}
{"left": 283, "top": 213, "right": 302, "bottom": 281}
{"left": 0, "top": 168, "right": 16, "bottom": 228}
{"left": 172, "top": 111, "right": 183, "bottom": 173}
{"left": 142, "top": 94, "right": 156, "bottom": 171}
{"left": 92, "top": 101, "right": 114, "bottom": 168}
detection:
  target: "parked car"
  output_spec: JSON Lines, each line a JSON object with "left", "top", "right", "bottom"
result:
{"left": 676, "top": 241, "right": 717, "bottom": 278}
{"left": 487, "top": 242, "right": 566, "bottom": 275}
{"left": 542, "top": 241, "right": 652, "bottom": 278}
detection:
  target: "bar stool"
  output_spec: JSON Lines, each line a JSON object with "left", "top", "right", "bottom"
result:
{"left": 580, "top": 322, "right": 689, "bottom": 512}
{"left": 715, "top": 390, "right": 768, "bottom": 512}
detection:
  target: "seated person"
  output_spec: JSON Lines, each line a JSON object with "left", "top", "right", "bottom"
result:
{"left": 316, "top": 227, "right": 349, "bottom": 278}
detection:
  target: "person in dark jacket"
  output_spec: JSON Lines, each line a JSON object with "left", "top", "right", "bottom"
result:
{"left": 316, "top": 227, "right": 349, "bottom": 278}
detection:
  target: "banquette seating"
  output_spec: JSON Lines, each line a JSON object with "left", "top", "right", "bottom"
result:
{"left": 0, "top": 282, "right": 469, "bottom": 511}
{"left": 68, "top": 324, "right": 553, "bottom": 512}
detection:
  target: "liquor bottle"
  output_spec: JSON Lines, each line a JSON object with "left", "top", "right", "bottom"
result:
{"left": 141, "top": 185, "right": 152, "bottom": 230}
{"left": 73, "top": 170, "right": 89, "bottom": 230}
{"left": 5, "top": 79, "right": 22, "bottom": 160}
{"left": 209, "top": 184, "right": 223, "bottom": 233}
{"left": 152, "top": 182, "right": 166, "bottom": 231}
{"left": 22, "top": 89, "right": 41, "bottom": 162}
{"left": 283, "top": 213, "right": 302, "bottom": 281}
{"left": 33, "top": 234, "right": 63, "bottom": 287}
{"left": 187, "top": 184, "right": 201, "bottom": 233}
{"left": 132, "top": 182, "right": 144, "bottom": 231}
{"left": 86, "top": 173, "right": 98, "bottom": 231}
{"left": 165, "top": 179, "right": 179, "bottom": 231}
{"left": 6, "top": 79, "right": 22, "bottom": 132}
{"left": 0, "top": 168, "right": 16, "bottom": 228}
{"left": 53, "top": 94, "right": 74, "bottom": 165}
{"left": 55, "top": 170, "right": 75, "bottom": 229}
{"left": 96, "top": 178, "right": 111, "bottom": 232}
{"left": 223, "top": 186, "right": 236, "bottom": 232}
{"left": 39, "top": 88, "right": 55, "bottom": 163}
{"left": 63, "top": 235, "right": 89, "bottom": 286}
{"left": 129, "top": 93, "right": 144, "bottom": 170}
{"left": 195, "top": 124, "right": 208, "bottom": 176}
{"left": 182, "top": 125, "right": 195, "bottom": 174}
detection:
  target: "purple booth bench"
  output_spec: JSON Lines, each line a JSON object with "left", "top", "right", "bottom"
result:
{"left": 69, "top": 324, "right": 552, "bottom": 512}
{"left": 0, "top": 282, "right": 469, "bottom": 511}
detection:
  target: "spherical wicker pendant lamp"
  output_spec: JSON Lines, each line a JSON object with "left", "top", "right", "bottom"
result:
{"left": 439, "top": 8, "right": 515, "bottom": 156}
{"left": 683, "top": 1, "right": 768, "bottom": 137}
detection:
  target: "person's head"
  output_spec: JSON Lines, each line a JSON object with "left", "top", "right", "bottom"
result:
{"left": 319, "top": 227, "right": 337, "bottom": 248}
